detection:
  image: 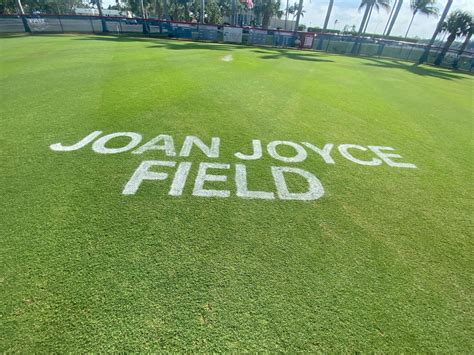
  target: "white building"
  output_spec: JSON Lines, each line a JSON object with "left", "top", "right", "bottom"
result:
{"left": 73, "top": 8, "right": 133, "bottom": 18}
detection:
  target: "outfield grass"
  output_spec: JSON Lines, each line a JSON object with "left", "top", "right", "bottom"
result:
{"left": 1, "top": 34, "right": 473, "bottom": 352}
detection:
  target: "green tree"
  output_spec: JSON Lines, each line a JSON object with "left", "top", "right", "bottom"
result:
{"left": 434, "top": 10, "right": 473, "bottom": 65}
{"left": 204, "top": 0, "right": 221, "bottom": 23}
{"left": 357, "top": 0, "right": 390, "bottom": 35}
{"left": 418, "top": 0, "right": 451, "bottom": 63}
{"left": 1, "top": 0, "right": 84, "bottom": 14}
{"left": 253, "top": 0, "right": 283, "bottom": 28}
{"left": 405, "top": 0, "right": 438, "bottom": 38}
{"left": 452, "top": 19, "right": 473, "bottom": 68}
{"left": 89, "top": 0, "right": 107, "bottom": 32}
{"left": 0, "top": 0, "right": 19, "bottom": 14}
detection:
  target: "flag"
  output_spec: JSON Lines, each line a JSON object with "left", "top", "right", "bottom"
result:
{"left": 240, "top": 0, "right": 254, "bottom": 9}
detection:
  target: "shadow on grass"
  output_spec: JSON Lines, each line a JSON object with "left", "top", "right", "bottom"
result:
{"left": 75, "top": 34, "right": 334, "bottom": 63}
{"left": 148, "top": 41, "right": 239, "bottom": 52}
{"left": 53, "top": 34, "right": 471, "bottom": 73}
{"left": 251, "top": 48, "right": 334, "bottom": 63}
{"left": 147, "top": 42, "right": 334, "bottom": 62}
{"left": 76, "top": 34, "right": 243, "bottom": 51}
{"left": 0, "top": 33, "right": 32, "bottom": 39}
{"left": 361, "top": 58, "right": 469, "bottom": 81}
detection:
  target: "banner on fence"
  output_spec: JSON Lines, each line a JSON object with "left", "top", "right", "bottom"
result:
{"left": 198, "top": 25, "right": 218, "bottom": 41}
{"left": 171, "top": 23, "right": 195, "bottom": 39}
{"left": 223, "top": 26, "right": 243, "bottom": 43}
{"left": 273, "top": 31, "right": 294, "bottom": 47}
{"left": 0, "top": 16, "right": 24, "bottom": 32}
{"left": 28, "top": 17, "right": 49, "bottom": 32}
{"left": 301, "top": 33, "right": 314, "bottom": 48}
{"left": 248, "top": 29, "right": 267, "bottom": 45}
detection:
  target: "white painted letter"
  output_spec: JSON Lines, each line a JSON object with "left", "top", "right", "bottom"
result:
{"left": 133, "top": 134, "right": 176, "bottom": 156}
{"left": 368, "top": 146, "right": 417, "bottom": 168}
{"left": 50, "top": 131, "right": 102, "bottom": 152}
{"left": 234, "top": 140, "right": 263, "bottom": 160}
{"left": 338, "top": 144, "right": 382, "bottom": 166}
{"left": 302, "top": 142, "right": 335, "bottom": 164}
{"left": 169, "top": 162, "right": 192, "bottom": 196}
{"left": 271, "top": 166, "right": 324, "bottom": 201}
{"left": 267, "top": 141, "right": 307, "bottom": 163}
{"left": 193, "top": 162, "right": 230, "bottom": 198}
{"left": 235, "top": 164, "right": 274, "bottom": 200}
{"left": 92, "top": 132, "right": 142, "bottom": 154}
{"left": 179, "top": 136, "right": 220, "bottom": 158}
{"left": 122, "top": 160, "right": 176, "bottom": 195}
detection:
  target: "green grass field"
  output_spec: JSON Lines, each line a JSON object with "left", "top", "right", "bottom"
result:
{"left": 1, "top": 34, "right": 473, "bottom": 352}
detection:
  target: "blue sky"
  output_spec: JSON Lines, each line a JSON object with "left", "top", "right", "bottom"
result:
{"left": 303, "top": 0, "right": 473, "bottom": 38}
{"left": 103, "top": 0, "right": 473, "bottom": 39}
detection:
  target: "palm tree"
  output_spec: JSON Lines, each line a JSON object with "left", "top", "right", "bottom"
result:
{"left": 405, "top": 0, "right": 438, "bottom": 38}
{"left": 90, "top": 0, "right": 107, "bottom": 32}
{"left": 418, "top": 0, "right": 452, "bottom": 63}
{"left": 434, "top": 10, "right": 473, "bottom": 66}
{"left": 253, "top": 0, "right": 283, "bottom": 28}
{"left": 453, "top": 21, "right": 473, "bottom": 68}
{"left": 294, "top": 0, "right": 304, "bottom": 32}
{"left": 323, "top": 0, "right": 334, "bottom": 30}
{"left": 284, "top": 0, "right": 290, "bottom": 29}
{"left": 357, "top": 0, "right": 391, "bottom": 35}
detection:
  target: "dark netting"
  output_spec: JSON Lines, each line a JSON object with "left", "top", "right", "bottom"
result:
{"left": 0, "top": 16, "right": 24, "bottom": 33}
{"left": 60, "top": 17, "right": 95, "bottom": 32}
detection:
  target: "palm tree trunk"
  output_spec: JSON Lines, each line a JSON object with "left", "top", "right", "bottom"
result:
{"left": 231, "top": 0, "right": 236, "bottom": 25}
{"left": 358, "top": 4, "right": 371, "bottom": 35}
{"left": 323, "top": 0, "right": 334, "bottom": 31}
{"left": 405, "top": 11, "right": 416, "bottom": 38}
{"left": 419, "top": 0, "right": 453, "bottom": 64}
{"left": 199, "top": 0, "right": 205, "bottom": 23}
{"left": 362, "top": 4, "right": 373, "bottom": 34}
{"left": 263, "top": 12, "right": 271, "bottom": 28}
{"left": 383, "top": 0, "right": 396, "bottom": 35}
{"left": 284, "top": 0, "right": 289, "bottom": 30}
{"left": 184, "top": 2, "right": 189, "bottom": 21}
{"left": 16, "top": 0, "right": 31, "bottom": 32}
{"left": 163, "top": 0, "right": 169, "bottom": 19}
{"left": 385, "top": 0, "right": 402, "bottom": 37}
{"left": 458, "top": 32, "right": 472, "bottom": 54}
{"left": 96, "top": 0, "right": 108, "bottom": 32}
{"left": 434, "top": 34, "right": 455, "bottom": 66}
{"left": 294, "top": 0, "right": 304, "bottom": 32}
{"left": 140, "top": 0, "right": 149, "bottom": 34}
